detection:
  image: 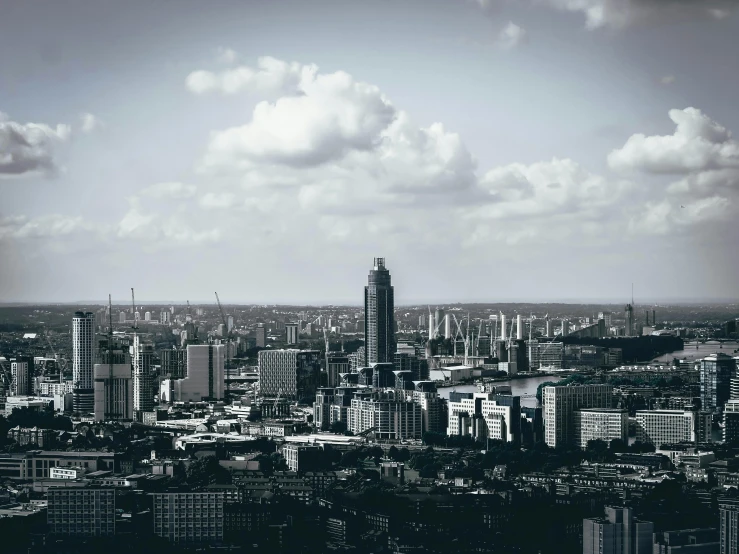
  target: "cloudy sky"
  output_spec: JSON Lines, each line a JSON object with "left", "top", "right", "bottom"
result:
{"left": 2, "top": 0, "right": 739, "bottom": 305}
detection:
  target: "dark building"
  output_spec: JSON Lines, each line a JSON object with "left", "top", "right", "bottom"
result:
{"left": 364, "top": 257, "right": 396, "bottom": 366}
{"left": 47, "top": 485, "right": 116, "bottom": 537}
{"left": 160, "top": 348, "right": 187, "bottom": 380}
{"left": 720, "top": 498, "right": 739, "bottom": 554}
{"left": 700, "top": 353, "right": 735, "bottom": 413}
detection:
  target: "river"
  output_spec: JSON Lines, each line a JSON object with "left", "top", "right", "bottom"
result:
{"left": 438, "top": 374, "right": 563, "bottom": 408}
{"left": 652, "top": 340, "right": 739, "bottom": 363}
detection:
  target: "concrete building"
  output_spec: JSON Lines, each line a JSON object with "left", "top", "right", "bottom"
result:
{"left": 152, "top": 491, "right": 224, "bottom": 543}
{"left": 326, "top": 353, "right": 349, "bottom": 389}
{"left": 652, "top": 528, "right": 719, "bottom": 554}
{"left": 255, "top": 323, "right": 266, "bottom": 348}
{"left": 720, "top": 498, "right": 739, "bottom": 554}
{"left": 583, "top": 507, "right": 653, "bottom": 554}
{"left": 160, "top": 344, "right": 225, "bottom": 403}
{"left": 286, "top": 322, "right": 299, "bottom": 345}
{"left": 448, "top": 392, "right": 521, "bottom": 443}
{"left": 282, "top": 444, "right": 324, "bottom": 472}
{"left": 574, "top": 408, "right": 628, "bottom": 449}
{"left": 528, "top": 341, "right": 563, "bottom": 370}
{"left": 412, "top": 384, "right": 447, "bottom": 434}
{"left": 132, "top": 335, "right": 154, "bottom": 418}
{"left": 10, "top": 358, "right": 33, "bottom": 397}
{"left": 4, "top": 396, "right": 53, "bottom": 416}
{"left": 72, "top": 311, "right": 96, "bottom": 414}
{"left": 313, "top": 388, "right": 335, "bottom": 431}
{"left": 93, "top": 362, "right": 133, "bottom": 421}
{"left": 364, "top": 257, "right": 396, "bottom": 365}
{"left": 258, "top": 349, "right": 321, "bottom": 403}
{"left": 347, "top": 390, "right": 422, "bottom": 440}
{"left": 700, "top": 353, "right": 735, "bottom": 413}
{"left": 6, "top": 426, "right": 55, "bottom": 447}
{"left": 724, "top": 400, "right": 739, "bottom": 444}
{"left": 47, "top": 485, "right": 116, "bottom": 537}
{"left": 544, "top": 384, "right": 613, "bottom": 448}
{"left": 634, "top": 410, "right": 711, "bottom": 447}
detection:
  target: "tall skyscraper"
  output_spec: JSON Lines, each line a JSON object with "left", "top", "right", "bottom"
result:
{"left": 256, "top": 323, "right": 266, "bottom": 348}
{"left": 364, "top": 257, "right": 395, "bottom": 366}
{"left": 10, "top": 357, "right": 33, "bottom": 396}
{"left": 132, "top": 335, "right": 154, "bottom": 418}
{"left": 72, "top": 311, "right": 96, "bottom": 414}
{"left": 94, "top": 339, "right": 133, "bottom": 421}
{"left": 720, "top": 498, "right": 739, "bottom": 554}
{"left": 700, "top": 353, "right": 735, "bottom": 413}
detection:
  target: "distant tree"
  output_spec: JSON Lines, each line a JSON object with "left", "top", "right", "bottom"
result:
{"left": 330, "top": 420, "right": 347, "bottom": 434}
{"left": 186, "top": 456, "right": 230, "bottom": 485}
{"left": 388, "top": 445, "right": 400, "bottom": 461}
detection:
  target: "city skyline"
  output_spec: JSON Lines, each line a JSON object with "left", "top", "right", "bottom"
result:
{"left": 3, "top": 1, "right": 739, "bottom": 303}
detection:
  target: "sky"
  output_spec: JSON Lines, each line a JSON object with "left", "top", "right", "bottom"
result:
{"left": 1, "top": 0, "right": 739, "bottom": 305}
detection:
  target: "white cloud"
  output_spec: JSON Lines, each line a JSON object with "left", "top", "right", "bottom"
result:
{"left": 537, "top": 0, "right": 734, "bottom": 29}
{"left": 186, "top": 56, "right": 314, "bottom": 96}
{"left": 0, "top": 214, "right": 91, "bottom": 240}
{"left": 141, "top": 181, "right": 197, "bottom": 199}
{"left": 660, "top": 75, "right": 676, "bottom": 86}
{"left": 199, "top": 192, "right": 236, "bottom": 209}
{"left": 117, "top": 197, "right": 220, "bottom": 244}
{"left": 630, "top": 196, "right": 731, "bottom": 234}
{"left": 0, "top": 112, "right": 71, "bottom": 176}
{"left": 215, "top": 47, "right": 238, "bottom": 64}
{"left": 80, "top": 113, "right": 101, "bottom": 133}
{"left": 497, "top": 22, "right": 527, "bottom": 50}
{"left": 608, "top": 108, "right": 739, "bottom": 174}
{"left": 202, "top": 68, "right": 396, "bottom": 168}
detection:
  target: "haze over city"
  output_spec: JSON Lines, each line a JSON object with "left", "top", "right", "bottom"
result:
{"left": 3, "top": 1, "right": 739, "bottom": 303}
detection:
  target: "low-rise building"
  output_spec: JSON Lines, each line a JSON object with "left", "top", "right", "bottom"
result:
{"left": 152, "top": 491, "right": 224, "bottom": 543}
{"left": 574, "top": 409, "right": 628, "bottom": 449}
{"left": 47, "top": 485, "right": 115, "bottom": 537}
{"left": 635, "top": 410, "right": 711, "bottom": 447}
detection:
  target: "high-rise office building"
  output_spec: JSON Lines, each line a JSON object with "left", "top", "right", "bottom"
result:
{"left": 94, "top": 337, "right": 133, "bottom": 421}
{"left": 347, "top": 390, "right": 422, "bottom": 440}
{"left": 256, "top": 323, "right": 266, "bottom": 348}
{"left": 132, "top": 335, "right": 154, "bottom": 418}
{"left": 583, "top": 507, "right": 653, "bottom": 554}
{"left": 364, "top": 257, "right": 395, "bottom": 366}
{"left": 724, "top": 400, "right": 739, "bottom": 444}
{"left": 286, "top": 322, "right": 299, "bottom": 345}
{"left": 72, "top": 311, "right": 96, "bottom": 414}
{"left": 326, "top": 352, "right": 349, "bottom": 388}
{"left": 720, "top": 498, "right": 739, "bottom": 554}
{"left": 160, "top": 348, "right": 187, "bottom": 380}
{"left": 10, "top": 357, "right": 33, "bottom": 396}
{"left": 258, "top": 349, "right": 322, "bottom": 402}
{"left": 544, "top": 384, "right": 613, "bottom": 447}
{"left": 700, "top": 353, "right": 736, "bottom": 413}
{"left": 652, "top": 528, "right": 719, "bottom": 554}
{"left": 160, "top": 344, "right": 225, "bottom": 403}
{"left": 227, "top": 315, "right": 234, "bottom": 333}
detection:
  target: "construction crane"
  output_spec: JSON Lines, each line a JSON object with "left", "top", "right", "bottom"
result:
{"left": 107, "top": 293, "right": 115, "bottom": 420}
{"left": 323, "top": 328, "right": 330, "bottom": 387}
{"left": 43, "top": 327, "right": 67, "bottom": 374}
{"left": 451, "top": 313, "right": 471, "bottom": 365}
{"left": 215, "top": 292, "right": 232, "bottom": 402}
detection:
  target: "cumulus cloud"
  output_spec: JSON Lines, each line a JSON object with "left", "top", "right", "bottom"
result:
{"left": 199, "top": 192, "right": 236, "bottom": 209}
{"left": 0, "top": 112, "right": 71, "bottom": 176}
{"left": 497, "top": 22, "right": 527, "bottom": 50}
{"left": 611, "top": 107, "right": 739, "bottom": 235}
{"left": 202, "top": 68, "right": 396, "bottom": 168}
{"left": 186, "top": 56, "right": 314, "bottom": 96}
{"left": 538, "top": 0, "right": 735, "bottom": 29}
{"left": 80, "top": 113, "right": 102, "bottom": 133}
{"left": 0, "top": 214, "right": 92, "bottom": 240}
{"left": 608, "top": 108, "right": 739, "bottom": 174}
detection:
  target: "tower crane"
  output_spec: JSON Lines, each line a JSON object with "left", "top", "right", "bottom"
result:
{"left": 215, "top": 292, "right": 233, "bottom": 402}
